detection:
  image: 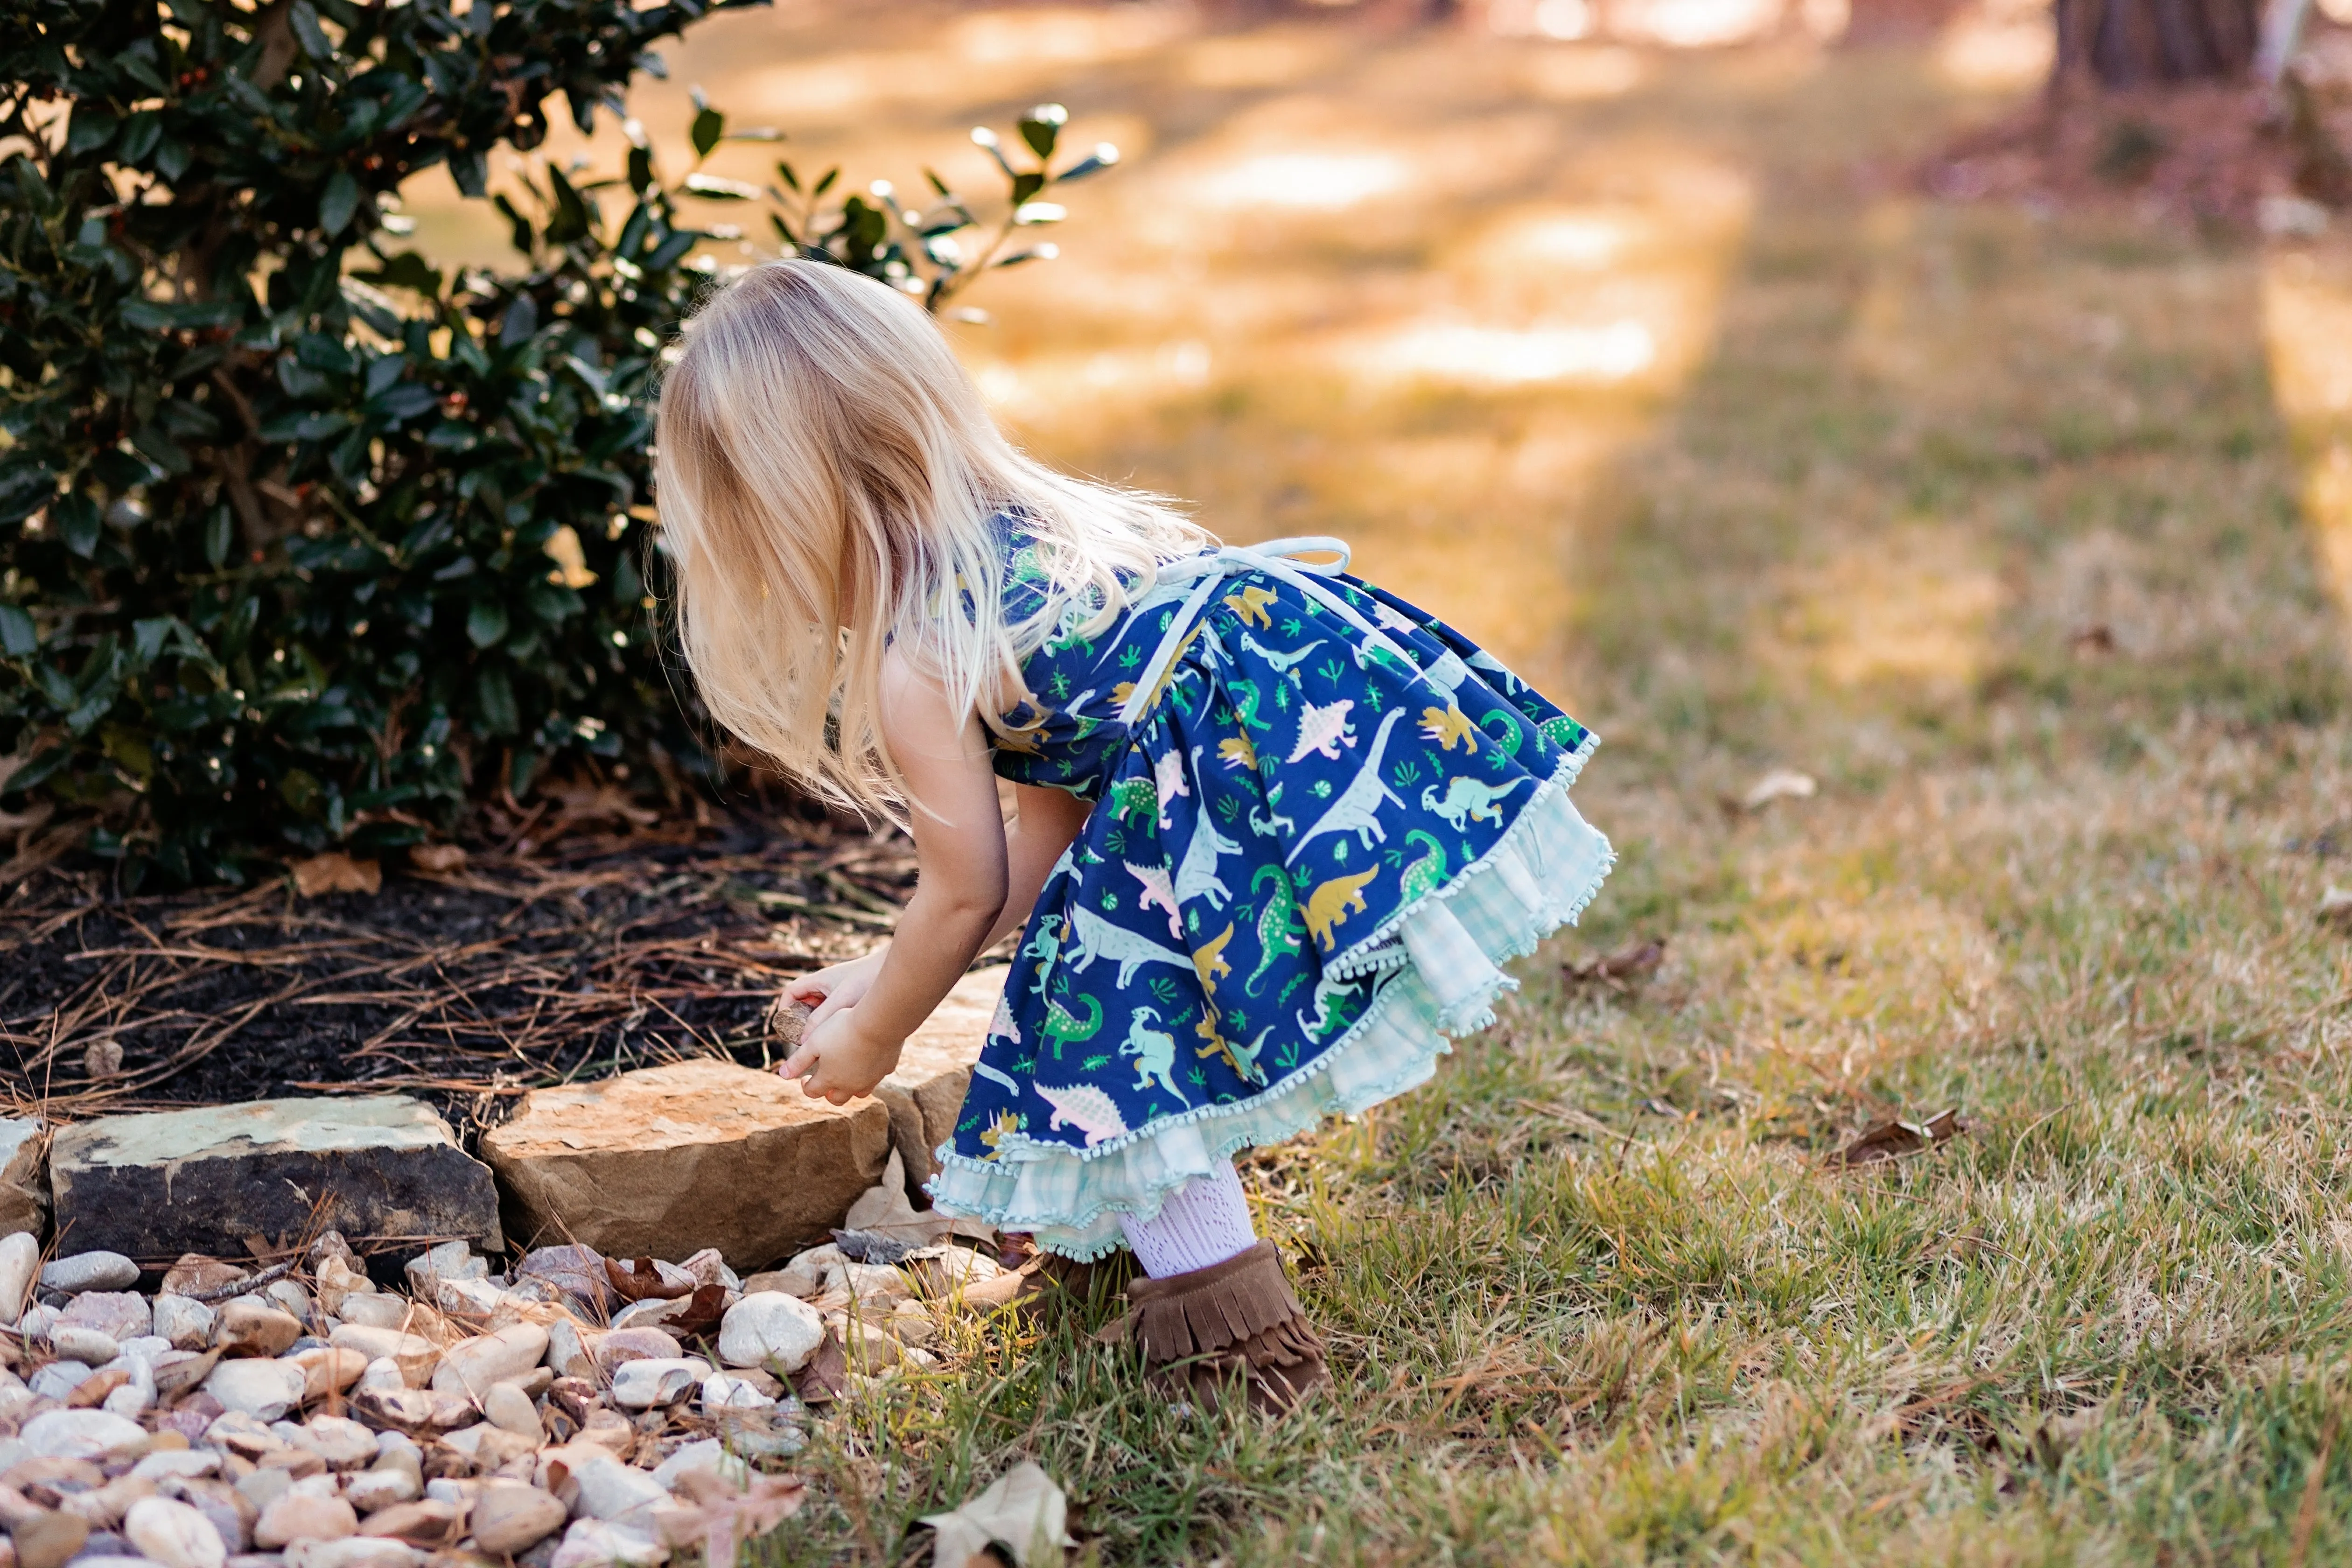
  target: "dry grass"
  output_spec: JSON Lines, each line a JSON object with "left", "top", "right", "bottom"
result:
{"left": 397, "top": 3, "right": 2352, "bottom": 1559}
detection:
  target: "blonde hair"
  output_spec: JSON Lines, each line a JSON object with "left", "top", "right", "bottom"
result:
{"left": 654, "top": 259, "right": 1205, "bottom": 816}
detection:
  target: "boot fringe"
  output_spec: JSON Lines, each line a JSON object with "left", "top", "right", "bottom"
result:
{"left": 1122, "top": 1241, "right": 1329, "bottom": 1411}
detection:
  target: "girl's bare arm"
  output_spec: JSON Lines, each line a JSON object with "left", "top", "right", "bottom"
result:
{"left": 779, "top": 653, "right": 1088, "bottom": 1102}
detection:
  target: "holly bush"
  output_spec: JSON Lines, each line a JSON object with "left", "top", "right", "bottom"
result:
{"left": 0, "top": 0, "right": 1113, "bottom": 885}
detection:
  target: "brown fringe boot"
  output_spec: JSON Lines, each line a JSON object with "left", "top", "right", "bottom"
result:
{"left": 1123, "top": 1241, "right": 1329, "bottom": 1414}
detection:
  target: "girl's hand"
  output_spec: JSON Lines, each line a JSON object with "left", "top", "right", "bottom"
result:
{"left": 778, "top": 950, "right": 887, "bottom": 1030}
{"left": 779, "top": 1006, "right": 903, "bottom": 1103}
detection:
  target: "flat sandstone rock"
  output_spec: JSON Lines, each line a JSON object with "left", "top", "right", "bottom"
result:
{"left": 0, "top": 1119, "right": 47, "bottom": 1239}
{"left": 52, "top": 1098, "right": 500, "bottom": 1260}
{"left": 481, "top": 1059, "right": 891, "bottom": 1269}
{"left": 875, "top": 967, "right": 1002, "bottom": 1197}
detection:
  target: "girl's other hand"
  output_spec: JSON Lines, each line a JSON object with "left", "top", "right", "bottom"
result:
{"left": 778, "top": 1006, "right": 902, "bottom": 1103}
{"left": 780, "top": 950, "right": 886, "bottom": 1029}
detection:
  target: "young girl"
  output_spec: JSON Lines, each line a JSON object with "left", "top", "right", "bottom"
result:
{"left": 655, "top": 260, "right": 1613, "bottom": 1412}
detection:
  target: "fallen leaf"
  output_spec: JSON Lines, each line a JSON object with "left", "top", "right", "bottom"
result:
{"left": 1563, "top": 937, "right": 1666, "bottom": 986}
{"left": 293, "top": 852, "right": 381, "bottom": 896}
{"left": 2319, "top": 886, "right": 2352, "bottom": 926}
{"left": 66, "top": 1369, "right": 130, "bottom": 1408}
{"left": 542, "top": 776, "right": 659, "bottom": 829}
{"left": 627, "top": 1282, "right": 729, "bottom": 1338}
{"left": 2069, "top": 623, "right": 2116, "bottom": 658}
{"left": 1740, "top": 769, "right": 1818, "bottom": 812}
{"left": 1838, "top": 1107, "right": 1967, "bottom": 1166}
{"left": 605, "top": 1257, "right": 693, "bottom": 1303}
{"left": 790, "top": 1330, "right": 849, "bottom": 1404}
{"left": 917, "top": 1462, "right": 1076, "bottom": 1568}
{"left": 410, "top": 843, "right": 468, "bottom": 874}
{"left": 667, "top": 1470, "right": 806, "bottom": 1567}
{"left": 831, "top": 1229, "right": 914, "bottom": 1264}
{"left": 81, "top": 1040, "right": 124, "bottom": 1079}
{"left": 840, "top": 1150, "right": 955, "bottom": 1247}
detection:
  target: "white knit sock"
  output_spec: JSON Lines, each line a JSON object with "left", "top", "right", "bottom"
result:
{"left": 1121, "top": 1159, "right": 1259, "bottom": 1278}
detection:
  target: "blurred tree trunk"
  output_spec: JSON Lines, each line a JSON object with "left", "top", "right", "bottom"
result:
{"left": 2051, "top": 0, "right": 2260, "bottom": 84}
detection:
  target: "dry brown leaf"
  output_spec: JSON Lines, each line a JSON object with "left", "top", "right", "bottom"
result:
{"left": 1740, "top": 768, "right": 1818, "bottom": 812}
{"left": 840, "top": 1150, "right": 956, "bottom": 1247}
{"left": 604, "top": 1257, "right": 693, "bottom": 1304}
{"left": 293, "top": 852, "right": 382, "bottom": 896}
{"left": 917, "top": 1462, "right": 1074, "bottom": 1568}
{"left": 81, "top": 1040, "right": 124, "bottom": 1079}
{"left": 542, "top": 777, "right": 658, "bottom": 829}
{"left": 1563, "top": 937, "right": 1666, "bottom": 986}
{"left": 667, "top": 1470, "right": 807, "bottom": 1567}
{"left": 791, "top": 1330, "right": 850, "bottom": 1404}
{"left": 1838, "top": 1107, "right": 1967, "bottom": 1166}
{"left": 410, "top": 843, "right": 468, "bottom": 874}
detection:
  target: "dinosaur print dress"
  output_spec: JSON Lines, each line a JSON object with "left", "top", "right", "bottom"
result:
{"left": 924, "top": 526, "right": 1617, "bottom": 1259}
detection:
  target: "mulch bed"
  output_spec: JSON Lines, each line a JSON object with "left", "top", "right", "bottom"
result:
{"left": 0, "top": 810, "right": 915, "bottom": 1146}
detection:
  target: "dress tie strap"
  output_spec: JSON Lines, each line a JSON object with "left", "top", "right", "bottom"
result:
{"left": 1112, "top": 537, "right": 1417, "bottom": 728}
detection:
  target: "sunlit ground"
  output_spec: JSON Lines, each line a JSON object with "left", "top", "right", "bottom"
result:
{"left": 402, "top": 3, "right": 2352, "bottom": 1561}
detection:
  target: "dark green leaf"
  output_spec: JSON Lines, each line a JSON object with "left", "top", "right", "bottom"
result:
{"left": 691, "top": 105, "right": 724, "bottom": 161}
{"left": 467, "top": 600, "right": 510, "bottom": 649}
{"left": 320, "top": 170, "right": 363, "bottom": 236}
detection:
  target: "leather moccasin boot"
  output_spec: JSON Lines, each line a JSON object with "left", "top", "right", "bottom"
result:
{"left": 1122, "top": 1241, "right": 1328, "bottom": 1414}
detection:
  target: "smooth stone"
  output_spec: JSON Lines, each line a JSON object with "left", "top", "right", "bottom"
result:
{"left": 588, "top": 1329, "right": 681, "bottom": 1378}
{"left": 202, "top": 1360, "right": 307, "bottom": 1422}
{"left": 51, "top": 1099, "right": 501, "bottom": 1262}
{"left": 233, "top": 1471, "right": 292, "bottom": 1513}
{"left": 716, "top": 1294, "right": 824, "bottom": 1374}
{"left": 324, "top": 1330, "right": 436, "bottom": 1389}
{"left": 225, "top": 1558, "right": 285, "bottom": 1568}
{"left": 310, "top": 1260, "right": 369, "bottom": 1319}
{"left": 217, "top": 1303, "right": 301, "bottom": 1358}
{"left": 699, "top": 1372, "right": 775, "bottom": 1413}
{"left": 560, "top": 1455, "right": 667, "bottom": 1527}
{"left": 547, "top": 1519, "right": 665, "bottom": 1568}
{"left": 481, "top": 1058, "right": 889, "bottom": 1268}
{"left": 124, "top": 1496, "right": 228, "bottom": 1568}
{"left": 468, "top": 1484, "right": 567, "bottom": 1555}
{"left": 284, "top": 1419, "right": 374, "bottom": 1471}
{"left": 399, "top": 1244, "right": 483, "bottom": 1300}
{"left": 15, "top": 1304, "right": 58, "bottom": 1342}
{"left": 438, "top": 1424, "right": 535, "bottom": 1471}
{"left": 873, "top": 968, "right": 998, "bottom": 1190}
{"left": 59, "top": 1293, "right": 150, "bottom": 1343}
{"left": 48, "top": 1328, "right": 118, "bottom": 1366}
{"left": 289, "top": 1350, "right": 366, "bottom": 1404}
{"left": 350, "top": 1501, "right": 455, "bottom": 1547}
{"left": 426, "top": 1324, "right": 546, "bottom": 1399}
{"left": 133, "top": 1452, "right": 222, "bottom": 1483}
{"left": 648, "top": 1440, "right": 745, "bottom": 1494}
{"left": 0, "top": 1232, "right": 38, "bottom": 1323}
{"left": 282, "top": 1540, "right": 416, "bottom": 1568}
{"left": 330, "top": 1297, "right": 407, "bottom": 1332}
{"left": 337, "top": 1473, "right": 415, "bottom": 1516}
{"left": 253, "top": 1493, "right": 357, "bottom": 1549}
{"left": 21, "top": 1409, "right": 148, "bottom": 1462}
{"left": 352, "top": 1359, "right": 403, "bottom": 1396}
{"left": 607, "top": 1359, "right": 700, "bottom": 1411}
{"left": 37, "top": 1253, "right": 137, "bottom": 1295}
{"left": 10, "top": 1510, "right": 89, "bottom": 1568}
{"left": 479, "top": 1384, "right": 541, "bottom": 1442}
{"left": 25, "top": 1363, "right": 91, "bottom": 1402}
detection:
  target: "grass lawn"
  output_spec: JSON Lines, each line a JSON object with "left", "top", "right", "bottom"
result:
{"left": 408, "top": 4, "right": 2352, "bottom": 1559}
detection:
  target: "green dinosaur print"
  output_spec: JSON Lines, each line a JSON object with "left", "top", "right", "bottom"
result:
{"left": 1040, "top": 993, "right": 1103, "bottom": 1058}
{"left": 1540, "top": 714, "right": 1584, "bottom": 750}
{"left": 1106, "top": 777, "right": 1157, "bottom": 830}
{"left": 1481, "top": 706, "right": 1525, "bottom": 759}
{"left": 1225, "top": 678, "right": 1277, "bottom": 734}
{"left": 1245, "top": 864, "right": 1305, "bottom": 996}
{"left": 1398, "top": 829, "right": 1449, "bottom": 903}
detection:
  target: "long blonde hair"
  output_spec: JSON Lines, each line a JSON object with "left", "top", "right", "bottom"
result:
{"left": 654, "top": 259, "right": 1204, "bottom": 815}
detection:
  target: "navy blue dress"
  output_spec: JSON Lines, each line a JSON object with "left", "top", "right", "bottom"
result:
{"left": 924, "top": 526, "right": 1615, "bottom": 1258}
